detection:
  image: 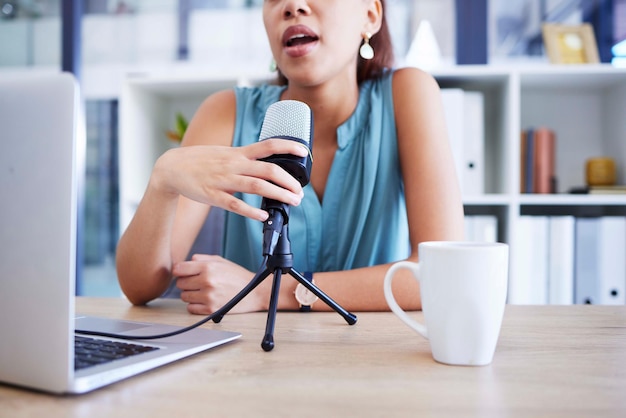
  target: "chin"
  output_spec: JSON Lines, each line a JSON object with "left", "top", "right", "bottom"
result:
{"left": 282, "top": 65, "right": 350, "bottom": 89}
{"left": 280, "top": 69, "right": 324, "bottom": 88}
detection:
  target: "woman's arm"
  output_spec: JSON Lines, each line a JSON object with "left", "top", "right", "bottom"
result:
{"left": 116, "top": 90, "right": 308, "bottom": 305}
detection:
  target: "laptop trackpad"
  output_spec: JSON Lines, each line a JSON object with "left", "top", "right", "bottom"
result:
{"left": 74, "top": 316, "right": 152, "bottom": 334}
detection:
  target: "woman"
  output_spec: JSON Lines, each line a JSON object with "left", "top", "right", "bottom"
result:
{"left": 116, "top": 0, "right": 464, "bottom": 314}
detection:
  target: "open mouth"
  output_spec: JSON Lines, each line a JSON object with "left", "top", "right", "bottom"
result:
{"left": 285, "top": 34, "right": 319, "bottom": 47}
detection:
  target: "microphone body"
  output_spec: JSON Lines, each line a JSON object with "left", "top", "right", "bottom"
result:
{"left": 258, "top": 100, "right": 314, "bottom": 187}
{"left": 257, "top": 100, "right": 314, "bottom": 256}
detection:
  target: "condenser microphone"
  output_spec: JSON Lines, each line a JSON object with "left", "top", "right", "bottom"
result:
{"left": 258, "top": 100, "right": 314, "bottom": 256}
{"left": 258, "top": 100, "right": 313, "bottom": 187}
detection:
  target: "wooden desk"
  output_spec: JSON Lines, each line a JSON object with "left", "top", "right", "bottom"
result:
{"left": 1, "top": 298, "right": 626, "bottom": 417}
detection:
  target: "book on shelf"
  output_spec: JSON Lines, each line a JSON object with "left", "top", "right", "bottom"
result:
{"left": 440, "top": 88, "right": 485, "bottom": 196}
{"left": 569, "top": 185, "right": 626, "bottom": 195}
{"left": 521, "top": 128, "right": 533, "bottom": 193}
{"left": 588, "top": 185, "right": 626, "bottom": 194}
{"left": 520, "top": 127, "right": 556, "bottom": 194}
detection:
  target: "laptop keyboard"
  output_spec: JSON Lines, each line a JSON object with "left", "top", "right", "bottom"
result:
{"left": 74, "top": 335, "right": 160, "bottom": 370}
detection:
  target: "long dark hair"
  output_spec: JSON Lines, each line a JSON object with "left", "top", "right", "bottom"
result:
{"left": 275, "top": 0, "right": 394, "bottom": 86}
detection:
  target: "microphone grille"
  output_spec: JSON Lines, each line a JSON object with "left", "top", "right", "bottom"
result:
{"left": 259, "top": 100, "right": 312, "bottom": 144}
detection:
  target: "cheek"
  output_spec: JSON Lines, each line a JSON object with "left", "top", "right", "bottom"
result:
{"left": 262, "top": 10, "right": 278, "bottom": 50}
{"left": 323, "top": 18, "right": 364, "bottom": 53}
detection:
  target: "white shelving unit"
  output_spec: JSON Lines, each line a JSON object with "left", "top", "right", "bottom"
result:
{"left": 434, "top": 65, "right": 626, "bottom": 303}
{"left": 119, "top": 64, "right": 626, "bottom": 301}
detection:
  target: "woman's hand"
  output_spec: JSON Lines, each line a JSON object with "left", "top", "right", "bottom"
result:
{"left": 173, "top": 254, "right": 269, "bottom": 315}
{"left": 150, "top": 138, "right": 308, "bottom": 221}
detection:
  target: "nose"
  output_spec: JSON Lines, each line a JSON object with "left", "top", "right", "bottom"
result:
{"left": 282, "top": 0, "right": 311, "bottom": 18}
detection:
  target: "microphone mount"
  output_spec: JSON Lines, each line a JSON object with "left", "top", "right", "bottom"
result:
{"left": 261, "top": 197, "right": 290, "bottom": 256}
{"left": 210, "top": 211, "right": 357, "bottom": 351}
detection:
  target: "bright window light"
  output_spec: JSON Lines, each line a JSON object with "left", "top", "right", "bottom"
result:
{"left": 612, "top": 57, "right": 626, "bottom": 67}
{"left": 612, "top": 39, "right": 626, "bottom": 57}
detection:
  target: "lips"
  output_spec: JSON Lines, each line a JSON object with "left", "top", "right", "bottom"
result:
{"left": 282, "top": 25, "right": 319, "bottom": 58}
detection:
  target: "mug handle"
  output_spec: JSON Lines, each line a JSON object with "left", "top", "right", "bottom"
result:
{"left": 383, "top": 261, "right": 428, "bottom": 339}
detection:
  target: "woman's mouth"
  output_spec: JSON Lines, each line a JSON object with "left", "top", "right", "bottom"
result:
{"left": 282, "top": 25, "right": 319, "bottom": 58}
{"left": 285, "top": 34, "right": 318, "bottom": 47}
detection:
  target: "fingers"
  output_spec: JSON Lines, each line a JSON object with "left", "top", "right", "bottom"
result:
{"left": 213, "top": 139, "right": 309, "bottom": 219}
{"left": 174, "top": 257, "right": 230, "bottom": 315}
{"left": 201, "top": 190, "right": 270, "bottom": 221}
{"left": 153, "top": 138, "right": 310, "bottom": 222}
{"left": 173, "top": 256, "right": 217, "bottom": 286}
{"left": 236, "top": 162, "right": 304, "bottom": 202}
{"left": 245, "top": 137, "right": 309, "bottom": 161}
{"left": 241, "top": 138, "right": 308, "bottom": 194}
{"left": 186, "top": 302, "right": 212, "bottom": 315}
{"left": 174, "top": 255, "right": 260, "bottom": 314}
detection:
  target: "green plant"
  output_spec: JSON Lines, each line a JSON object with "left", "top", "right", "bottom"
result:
{"left": 166, "top": 112, "right": 188, "bottom": 143}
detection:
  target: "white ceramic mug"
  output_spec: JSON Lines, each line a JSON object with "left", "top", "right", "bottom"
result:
{"left": 384, "top": 241, "right": 509, "bottom": 366}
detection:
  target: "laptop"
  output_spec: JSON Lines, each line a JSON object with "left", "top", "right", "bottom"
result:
{"left": 0, "top": 72, "right": 241, "bottom": 394}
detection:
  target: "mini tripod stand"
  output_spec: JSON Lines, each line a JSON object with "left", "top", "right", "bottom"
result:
{"left": 211, "top": 202, "right": 357, "bottom": 351}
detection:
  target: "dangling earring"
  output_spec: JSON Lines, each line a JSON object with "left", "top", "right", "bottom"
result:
{"left": 359, "top": 32, "right": 374, "bottom": 60}
{"left": 269, "top": 58, "right": 277, "bottom": 72}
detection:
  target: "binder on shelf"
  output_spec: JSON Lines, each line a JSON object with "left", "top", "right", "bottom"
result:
{"left": 597, "top": 217, "right": 626, "bottom": 305}
{"left": 548, "top": 216, "right": 575, "bottom": 305}
{"left": 575, "top": 217, "right": 626, "bottom": 305}
{"left": 440, "top": 89, "right": 485, "bottom": 196}
{"left": 462, "top": 91, "right": 485, "bottom": 195}
{"left": 510, "top": 216, "right": 549, "bottom": 304}
{"left": 575, "top": 218, "right": 599, "bottom": 305}
{"left": 440, "top": 88, "right": 465, "bottom": 193}
{"left": 464, "top": 215, "right": 497, "bottom": 242}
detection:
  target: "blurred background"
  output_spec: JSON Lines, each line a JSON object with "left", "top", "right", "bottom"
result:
{"left": 1, "top": 0, "right": 624, "bottom": 296}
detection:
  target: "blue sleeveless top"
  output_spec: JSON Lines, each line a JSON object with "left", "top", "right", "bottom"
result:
{"left": 222, "top": 71, "right": 410, "bottom": 273}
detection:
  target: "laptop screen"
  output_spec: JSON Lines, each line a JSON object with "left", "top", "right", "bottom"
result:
{"left": 0, "top": 72, "right": 84, "bottom": 391}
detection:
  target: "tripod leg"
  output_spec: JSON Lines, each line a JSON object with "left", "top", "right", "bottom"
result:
{"left": 289, "top": 269, "right": 357, "bottom": 325}
{"left": 261, "top": 269, "right": 283, "bottom": 351}
{"left": 211, "top": 267, "right": 273, "bottom": 323}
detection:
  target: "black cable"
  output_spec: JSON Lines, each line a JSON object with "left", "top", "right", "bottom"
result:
{"left": 75, "top": 312, "right": 218, "bottom": 340}
{"left": 75, "top": 256, "right": 270, "bottom": 341}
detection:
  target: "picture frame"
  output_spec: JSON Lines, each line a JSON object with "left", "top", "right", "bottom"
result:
{"left": 542, "top": 23, "right": 600, "bottom": 64}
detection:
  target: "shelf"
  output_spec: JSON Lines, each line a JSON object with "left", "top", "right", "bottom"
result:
{"left": 519, "top": 64, "right": 626, "bottom": 90}
{"left": 121, "top": 68, "right": 273, "bottom": 96}
{"left": 463, "top": 194, "right": 513, "bottom": 206}
{"left": 519, "top": 194, "right": 626, "bottom": 206}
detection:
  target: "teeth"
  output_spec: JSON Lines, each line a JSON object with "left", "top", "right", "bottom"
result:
{"left": 290, "top": 34, "right": 306, "bottom": 40}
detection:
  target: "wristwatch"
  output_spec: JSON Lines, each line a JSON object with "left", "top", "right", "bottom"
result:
{"left": 294, "top": 272, "right": 318, "bottom": 312}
